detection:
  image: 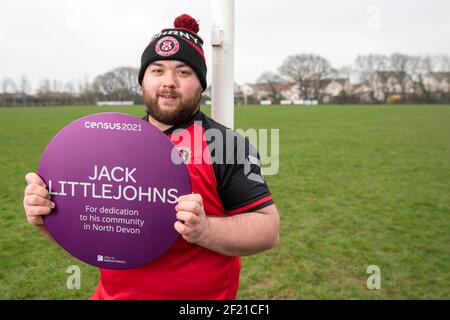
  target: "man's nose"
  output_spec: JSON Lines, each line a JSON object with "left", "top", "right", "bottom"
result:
{"left": 161, "top": 71, "right": 177, "bottom": 88}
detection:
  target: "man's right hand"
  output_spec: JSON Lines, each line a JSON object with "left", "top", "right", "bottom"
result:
{"left": 23, "top": 172, "right": 55, "bottom": 227}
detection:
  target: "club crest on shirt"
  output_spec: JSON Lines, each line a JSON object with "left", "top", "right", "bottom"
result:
{"left": 177, "top": 147, "right": 191, "bottom": 164}
{"left": 155, "top": 36, "right": 180, "bottom": 57}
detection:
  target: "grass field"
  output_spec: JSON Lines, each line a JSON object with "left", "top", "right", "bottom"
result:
{"left": 0, "top": 104, "right": 449, "bottom": 299}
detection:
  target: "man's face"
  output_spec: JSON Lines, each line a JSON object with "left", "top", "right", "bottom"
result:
{"left": 142, "top": 60, "right": 203, "bottom": 126}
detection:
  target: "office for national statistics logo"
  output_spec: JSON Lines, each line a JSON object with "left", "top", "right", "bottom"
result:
{"left": 96, "top": 254, "right": 126, "bottom": 265}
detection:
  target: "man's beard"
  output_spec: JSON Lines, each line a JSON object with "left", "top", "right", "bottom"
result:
{"left": 144, "top": 88, "right": 202, "bottom": 126}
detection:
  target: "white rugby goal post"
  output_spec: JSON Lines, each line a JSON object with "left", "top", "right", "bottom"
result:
{"left": 211, "top": 0, "right": 235, "bottom": 129}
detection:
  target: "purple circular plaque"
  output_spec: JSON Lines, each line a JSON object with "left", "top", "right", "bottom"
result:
{"left": 38, "top": 112, "right": 191, "bottom": 269}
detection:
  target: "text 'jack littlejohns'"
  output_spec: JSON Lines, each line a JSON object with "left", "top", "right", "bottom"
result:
{"left": 47, "top": 165, "right": 179, "bottom": 204}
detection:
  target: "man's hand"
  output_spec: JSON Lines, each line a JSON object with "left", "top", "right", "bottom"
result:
{"left": 23, "top": 172, "right": 55, "bottom": 227}
{"left": 174, "top": 193, "right": 280, "bottom": 257}
{"left": 174, "top": 193, "right": 210, "bottom": 244}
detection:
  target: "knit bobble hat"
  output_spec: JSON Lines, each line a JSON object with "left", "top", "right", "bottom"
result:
{"left": 138, "top": 14, "right": 207, "bottom": 91}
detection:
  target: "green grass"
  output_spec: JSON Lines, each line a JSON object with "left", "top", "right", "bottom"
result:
{"left": 0, "top": 105, "right": 449, "bottom": 299}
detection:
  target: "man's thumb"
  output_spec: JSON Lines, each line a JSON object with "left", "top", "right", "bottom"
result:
{"left": 25, "top": 172, "right": 46, "bottom": 188}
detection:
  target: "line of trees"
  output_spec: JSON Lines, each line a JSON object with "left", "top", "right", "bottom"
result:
{"left": 2, "top": 53, "right": 450, "bottom": 107}
{"left": 257, "top": 53, "right": 450, "bottom": 104}
{"left": 0, "top": 67, "right": 143, "bottom": 107}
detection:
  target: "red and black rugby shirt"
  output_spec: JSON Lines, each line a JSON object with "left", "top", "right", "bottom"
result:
{"left": 91, "top": 110, "right": 273, "bottom": 300}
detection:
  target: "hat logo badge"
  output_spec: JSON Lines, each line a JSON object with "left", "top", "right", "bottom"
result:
{"left": 156, "top": 36, "right": 180, "bottom": 57}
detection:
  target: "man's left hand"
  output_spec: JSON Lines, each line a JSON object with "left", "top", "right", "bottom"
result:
{"left": 174, "top": 193, "right": 209, "bottom": 244}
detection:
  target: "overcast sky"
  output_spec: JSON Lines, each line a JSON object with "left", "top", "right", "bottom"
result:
{"left": 1, "top": 0, "right": 449, "bottom": 89}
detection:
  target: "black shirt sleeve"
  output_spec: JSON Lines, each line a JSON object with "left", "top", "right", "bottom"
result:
{"left": 210, "top": 128, "right": 273, "bottom": 214}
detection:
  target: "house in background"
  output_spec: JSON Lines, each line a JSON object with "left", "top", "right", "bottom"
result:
{"left": 351, "top": 82, "right": 373, "bottom": 103}
{"left": 423, "top": 72, "right": 450, "bottom": 93}
{"left": 204, "top": 71, "right": 450, "bottom": 106}
{"left": 372, "top": 71, "right": 415, "bottom": 102}
{"left": 239, "top": 83, "right": 298, "bottom": 104}
{"left": 320, "top": 78, "right": 352, "bottom": 103}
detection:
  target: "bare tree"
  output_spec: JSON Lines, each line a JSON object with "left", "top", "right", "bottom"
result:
{"left": 336, "top": 65, "right": 353, "bottom": 79}
{"left": 411, "top": 55, "right": 450, "bottom": 102}
{"left": 1, "top": 78, "right": 18, "bottom": 106}
{"left": 354, "top": 54, "right": 389, "bottom": 102}
{"left": 18, "top": 76, "right": 32, "bottom": 106}
{"left": 115, "top": 67, "right": 141, "bottom": 95}
{"left": 75, "top": 75, "right": 101, "bottom": 105}
{"left": 93, "top": 67, "right": 140, "bottom": 101}
{"left": 19, "top": 76, "right": 31, "bottom": 95}
{"left": 388, "top": 53, "right": 418, "bottom": 98}
{"left": 37, "top": 79, "right": 53, "bottom": 105}
{"left": 414, "top": 56, "right": 433, "bottom": 102}
{"left": 354, "top": 54, "right": 388, "bottom": 81}
{"left": 433, "top": 54, "right": 450, "bottom": 72}
{"left": 94, "top": 72, "right": 117, "bottom": 97}
{"left": 279, "top": 54, "right": 334, "bottom": 99}
{"left": 2, "top": 78, "right": 17, "bottom": 94}
{"left": 64, "top": 80, "right": 76, "bottom": 95}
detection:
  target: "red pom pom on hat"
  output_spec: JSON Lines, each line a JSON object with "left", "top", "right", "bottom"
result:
{"left": 174, "top": 14, "right": 199, "bottom": 33}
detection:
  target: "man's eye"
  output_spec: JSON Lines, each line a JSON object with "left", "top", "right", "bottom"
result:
{"left": 152, "top": 69, "right": 163, "bottom": 74}
{"left": 178, "top": 70, "right": 191, "bottom": 76}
